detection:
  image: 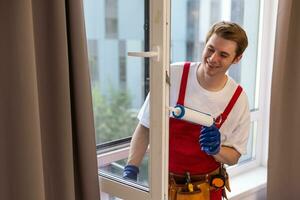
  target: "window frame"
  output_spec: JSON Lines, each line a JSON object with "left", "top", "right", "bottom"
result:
{"left": 227, "top": 0, "right": 278, "bottom": 179}
{"left": 96, "top": 0, "right": 171, "bottom": 199}
{"left": 93, "top": 0, "right": 278, "bottom": 198}
{"left": 94, "top": 0, "right": 150, "bottom": 149}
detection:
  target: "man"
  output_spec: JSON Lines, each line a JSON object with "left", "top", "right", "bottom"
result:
{"left": 123, "top": 21, "right": 250, "bottom": 200}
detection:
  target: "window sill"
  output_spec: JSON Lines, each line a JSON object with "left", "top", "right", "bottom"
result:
{"left": 228, "top": 166, "right": 267, "bottom": 199}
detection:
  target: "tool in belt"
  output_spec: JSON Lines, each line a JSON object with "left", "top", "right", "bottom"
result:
{"left": 168, "top": 165, "right": 231, "bottom": 200}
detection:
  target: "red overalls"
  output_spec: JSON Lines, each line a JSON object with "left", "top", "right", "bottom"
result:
{"left": 169, "top": 62, "right": 243, "bottom": 200}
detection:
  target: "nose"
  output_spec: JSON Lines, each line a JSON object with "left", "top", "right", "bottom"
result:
{"left": 208, "top": 52, "right": 219, "bottom": 63}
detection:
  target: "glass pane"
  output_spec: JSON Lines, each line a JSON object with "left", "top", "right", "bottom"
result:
{"left": 171, "top": 0, "right": 260, "bottom": 110}
{"left": 84, "top": 0, "right": 149, "bottom": 188}
{"left": 100, "top": 154, "right": 149, "bottom": 186}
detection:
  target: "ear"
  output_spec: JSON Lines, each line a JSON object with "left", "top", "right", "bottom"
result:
{"left": 233, "top": 54, "right": 243, "bottom": 64}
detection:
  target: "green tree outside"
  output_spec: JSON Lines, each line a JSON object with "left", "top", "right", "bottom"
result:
{"left": 92, "top": 86, "right": 138, "bottom": 144}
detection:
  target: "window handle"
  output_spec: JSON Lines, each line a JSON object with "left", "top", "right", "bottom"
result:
{"left": 128, "top": 46, "right": 160, "bottom": 61}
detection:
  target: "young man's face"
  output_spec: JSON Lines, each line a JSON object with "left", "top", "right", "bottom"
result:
{"left": 201, "top": 33, "right": 242, "bottom": 77}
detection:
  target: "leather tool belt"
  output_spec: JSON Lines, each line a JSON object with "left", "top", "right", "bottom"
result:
{"left": 168, "top": 166, "right": 231, "bottom": 200}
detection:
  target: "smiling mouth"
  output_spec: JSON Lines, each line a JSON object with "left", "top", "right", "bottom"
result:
{"left": 205, "top": 59, "right": 218, "bottom": 69}
{"left": 207, "top": 62, "right": 217, "bottom": 69}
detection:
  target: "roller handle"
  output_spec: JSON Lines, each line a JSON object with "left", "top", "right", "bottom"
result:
{"left": 169, "top": 105, "right": 214, "bottom": 127}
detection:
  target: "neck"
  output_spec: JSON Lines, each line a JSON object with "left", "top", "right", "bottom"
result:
{"left": 196, "top": 64, "right": 228, "bottom": 91}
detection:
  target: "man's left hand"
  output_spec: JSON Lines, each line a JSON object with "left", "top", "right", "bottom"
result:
{"left": 199, "top": 125, "right": 221, "bottom": 155}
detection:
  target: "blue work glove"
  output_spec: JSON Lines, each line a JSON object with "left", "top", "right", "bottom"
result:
{"left": 123, "top": 165, "right": 139, "bottom": 181}
{"left": 199, "top": 124, "right": 221, "bottom": 155}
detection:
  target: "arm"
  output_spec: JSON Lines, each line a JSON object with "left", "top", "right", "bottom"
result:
{"left": 127, "top": 123, "right": 149, "bottom": 166}
{"left": 213, "top": 146, "right": 241, "bottom": 166}
{"left": 123, "top": 124, "right": 149, "bottom": 181}
{"left": 214, "top": 94, "right": 250, "bottom": 165}
{"left": 199, "top": 125, "right": 241, "bottom": 166}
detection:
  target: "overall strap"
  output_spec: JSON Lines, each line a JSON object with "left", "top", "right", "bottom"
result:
{"left": 176, "top": 62, "right": 191, "bottom": 105}
{"left": 215, "top": 85, "right": 243, "bottom": 129}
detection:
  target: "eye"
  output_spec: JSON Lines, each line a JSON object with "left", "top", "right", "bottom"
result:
{"left": 207, "top": 47, "right": 214, "bottom": 52}
{"left": 220, "top": 54, "right": 228, "bottom": 58}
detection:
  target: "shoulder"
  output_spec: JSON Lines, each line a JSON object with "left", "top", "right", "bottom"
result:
{"left": 170, "top": 62, "right": 198, "bottom": 84}
{"left": 170, "top": 62, "right": 186, "bottom": 80}
{"left": 170, "top": 62, "right": 199, "bottom": 73}
{"left": 170, "top": 62, "right": 185, "bottom": 72}
{"left": 171, "top": 62, "right": 186, "bottom": 68}
{"left": 170, "top": 61, "right": 199, "bottom": 68}
{"left": 226, "top": 77, "right": 249, "bottom": 110}
{"left": 227, "top": 77, "right": 244, "bottom": 95}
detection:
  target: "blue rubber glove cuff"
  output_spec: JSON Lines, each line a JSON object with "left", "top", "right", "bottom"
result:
{"left": 123, "top": 165, "right": 139, "bottom": 181}
{"left": 201, "top": 144, "right": 220, "bottom": 155}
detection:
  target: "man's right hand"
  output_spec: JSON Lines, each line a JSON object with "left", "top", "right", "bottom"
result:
{"left": 123, "top": 165, "right": 139, "bottom": 181}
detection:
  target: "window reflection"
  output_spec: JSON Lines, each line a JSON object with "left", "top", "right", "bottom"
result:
{"left": 84, "top": 0, "right": 145, "bottom": 145}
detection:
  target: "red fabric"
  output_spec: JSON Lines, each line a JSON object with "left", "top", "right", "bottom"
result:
{"left": 169, "top": 62, "right": 219, "bottom": 174}
{"left": 210, "top": 189, "right": 223, "bottom": 200}
{"left": 169, "top": 118, "right": 220, "bottom": 174}
{"left": 169, "top": 62, "right": 220, "bottom": 198}
{"left": 215, "top": 85, "right": 243, "bottom": 129}
{"left": 169, "top": 62, "right": 242, "bottom": 199}
{"left": 176, "top": 62, "right": 191, "bottom": 105}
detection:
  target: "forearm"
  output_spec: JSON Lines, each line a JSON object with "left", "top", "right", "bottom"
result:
{"left": 127, "top": 124, "right": 149, "bottom": 166}
{"left": 213, "top": 146, "right": 241, "bottom": 166}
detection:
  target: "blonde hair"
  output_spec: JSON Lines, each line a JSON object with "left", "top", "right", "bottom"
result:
{"left": 206, "top": 21, "right": 248, "bottom": 57}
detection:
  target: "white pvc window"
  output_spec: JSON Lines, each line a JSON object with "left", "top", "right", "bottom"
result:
{"left": 84, "top": 0, "right": 170, "bottom": 199}
{"left": 84, "top": 0, "right": 277, "bottom": 199}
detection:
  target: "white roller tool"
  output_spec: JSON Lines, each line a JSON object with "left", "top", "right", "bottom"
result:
{"left": 169, "top": 104, "right": 214, "bottom": 127}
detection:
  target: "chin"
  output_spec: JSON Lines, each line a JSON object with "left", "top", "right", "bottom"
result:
{"left": 204, "top": 64, "right": 215, "bottom": 75}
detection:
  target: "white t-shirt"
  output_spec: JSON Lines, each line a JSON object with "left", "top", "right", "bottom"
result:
{"left": 138, "top": 62, "right": 250, "bottom": 155}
